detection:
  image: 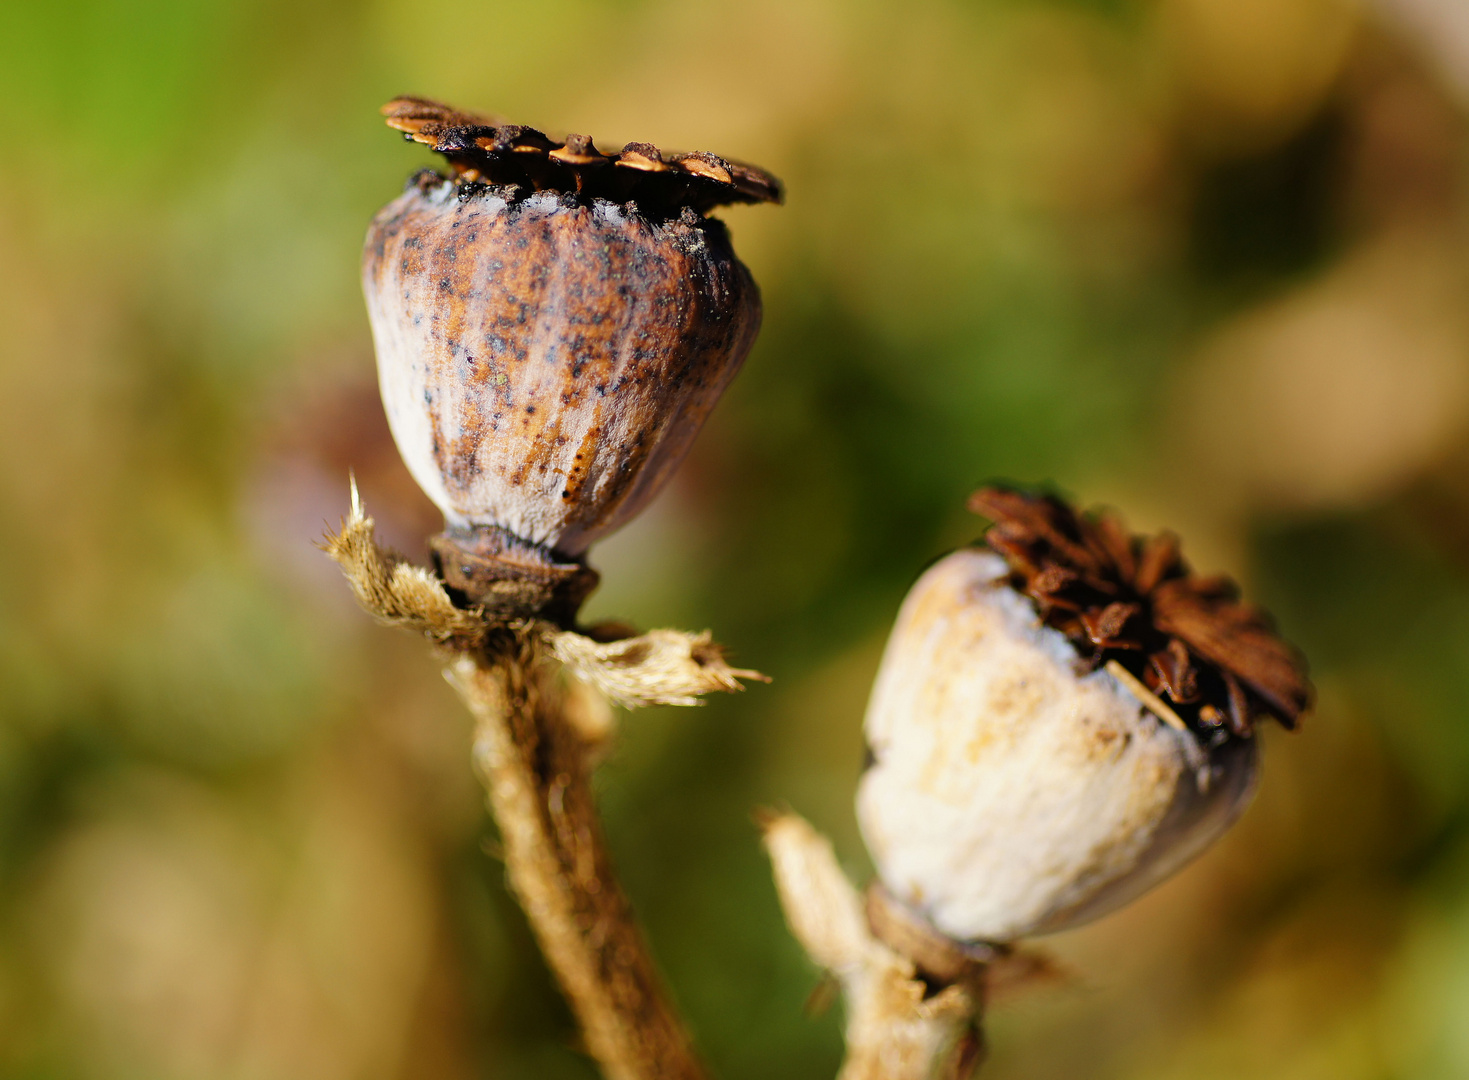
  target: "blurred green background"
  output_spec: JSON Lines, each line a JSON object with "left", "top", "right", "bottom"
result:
{"left": 3, "top": 0, "right": 1469, "bottom": 1076}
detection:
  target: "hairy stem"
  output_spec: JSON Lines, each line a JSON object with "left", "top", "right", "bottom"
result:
{"left": 447, "top": 643, "right": 707, "bottom": 1080}
{"left": 326, "top": 498, "right": 769, "bottom": 1080}
{"left": 763, "top": 813, "right": 984, "bottom": 1080}
{"left": 836, "top": 970, "right": 981, "bottom": 1080}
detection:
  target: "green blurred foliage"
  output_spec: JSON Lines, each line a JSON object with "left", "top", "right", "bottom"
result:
{"left": 2, "top": 0, "right": 1469, "bottom": 1077}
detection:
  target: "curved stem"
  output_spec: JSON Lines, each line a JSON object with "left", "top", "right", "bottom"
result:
{"left": 448, "top": 644, "right": 707, "bottom": 1080}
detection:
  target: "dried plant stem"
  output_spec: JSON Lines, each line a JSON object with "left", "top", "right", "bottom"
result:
{"left": 326, "top": 497, "right": 1001, "bottom": 1077}
{"left": 447, "top": 644, "right": 708, "bottom": 1080}
{"left": 763, "top": 813, "right": 984, "bottom": 1080}
{"left": 324, "top": 494, "right": 775, "bottom": 1080}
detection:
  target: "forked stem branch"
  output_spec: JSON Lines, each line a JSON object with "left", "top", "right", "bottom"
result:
{"left": 762, "top": 813, "right": 985, "bottom": 1080}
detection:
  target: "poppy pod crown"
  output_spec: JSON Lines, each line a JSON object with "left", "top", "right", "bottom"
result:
{"left": 363, "top": 97, "right": 781, "bottom": 619}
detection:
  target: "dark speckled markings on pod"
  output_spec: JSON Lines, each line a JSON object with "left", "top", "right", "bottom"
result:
{"left": 362, "top": 98, "right": 781, "bottom": 621}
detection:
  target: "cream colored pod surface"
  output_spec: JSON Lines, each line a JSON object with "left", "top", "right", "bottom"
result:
{"left": 363, "top": 185, "right": 762, "bottom": 559}
{"left": 856, "top": 548, "right": 1259, "bottom": 944}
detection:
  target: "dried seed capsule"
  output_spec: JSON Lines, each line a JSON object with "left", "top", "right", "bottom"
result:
{"left": 857, "top": 489, "right": 1311, "bottom": 944}
{"left": 362, "top": 98, "right": 781, "bottom": 619}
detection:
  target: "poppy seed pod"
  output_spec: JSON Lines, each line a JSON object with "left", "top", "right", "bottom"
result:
{"left": 857, "top": 488, "right": 1311, "bottom": 945}
{"left": 362, "top": 98, "right": 781, "bottom": 618}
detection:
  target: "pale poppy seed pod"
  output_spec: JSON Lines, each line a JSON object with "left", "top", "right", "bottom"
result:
{"left": 362, "top": 98, "right": 781, "bottom": 618}
{"left": 858, "top": 488, "right": 1311, "bottom": 945}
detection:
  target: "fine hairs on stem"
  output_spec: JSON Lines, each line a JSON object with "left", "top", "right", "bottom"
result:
{"left": 449, "top": 649, "right": 703, "bottom": 1080}
{"left": 761, "top": 813, "right": 985, "bottom": 1080}
{"left": 324, "top": 493, "right": 758, "bottom": 1080}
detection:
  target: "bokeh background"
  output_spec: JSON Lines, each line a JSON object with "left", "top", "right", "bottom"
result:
{"left": 2, "top": 0, "right": 1469, "bottom": 1076}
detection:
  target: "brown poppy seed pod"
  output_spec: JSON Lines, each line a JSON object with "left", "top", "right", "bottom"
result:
{"left": 363, "top": 97, "right": 781, "bottom": 619}
{"left": 857, "top": 488, "right": 1311, "bottom": 945}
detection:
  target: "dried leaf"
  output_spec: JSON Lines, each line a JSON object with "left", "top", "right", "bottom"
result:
{"left": 548, "top": 628, "right": 768, "bottom": 709}
{"left": 321, "top": 481, "right": 485, "bottom": 645}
